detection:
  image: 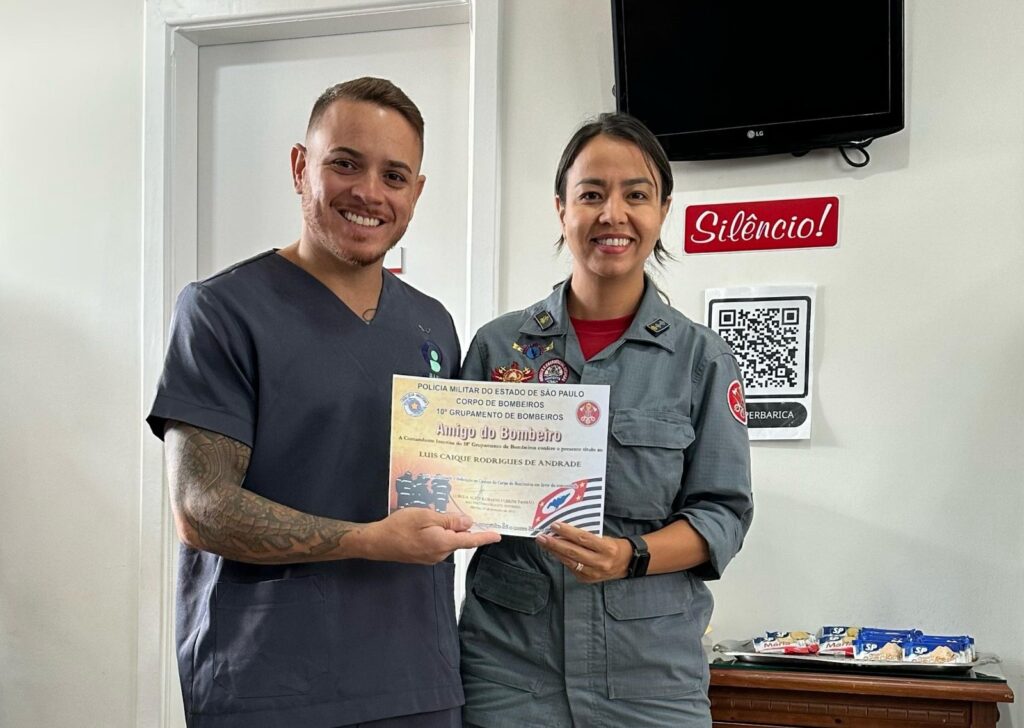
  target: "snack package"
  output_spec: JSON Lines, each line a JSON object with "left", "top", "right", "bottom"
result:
{"left": 905, "top": 634, "right": 974, "bottom": 664}
{"left": 818, "top": 626, "right": 859, "bottom": 657}
{"left": 854, "top": 628, "right": 917, "bottom": 661}
{"left": 753, "top": 630, "right": 819, "bottom": 655}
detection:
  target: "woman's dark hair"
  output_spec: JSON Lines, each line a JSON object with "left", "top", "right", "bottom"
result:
{"left": 554, "top": 112, "right": 674, "bottom": 264}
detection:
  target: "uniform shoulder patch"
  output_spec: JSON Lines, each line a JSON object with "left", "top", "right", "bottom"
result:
{"left": 728, "top": 379, "right": 748, "bottom": 426}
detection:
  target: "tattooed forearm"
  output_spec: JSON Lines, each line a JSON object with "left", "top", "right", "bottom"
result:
{"left": 164, "top": 423, "right": 361, "bottom": 563}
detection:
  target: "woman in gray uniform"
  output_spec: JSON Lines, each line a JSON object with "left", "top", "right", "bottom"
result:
{"left": 458, "top": 113, "right": 754, "bottom": 728}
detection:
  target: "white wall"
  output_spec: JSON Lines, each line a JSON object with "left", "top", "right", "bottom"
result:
{"left": 498, "top": 1, "right": 1024, "bottom": 724}
{"left": 0, "top": 1, "right": 143, "bottom": 727}
{"left": 1, "top": 0, "right": 1021, "bottom": 726}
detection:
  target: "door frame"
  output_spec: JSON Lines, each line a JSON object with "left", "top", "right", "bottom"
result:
{"left": 139, "top": 1, "right": 499, "bottom": 725}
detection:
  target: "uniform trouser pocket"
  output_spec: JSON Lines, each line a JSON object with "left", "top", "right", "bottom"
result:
{"left": 212, "top": 575, "right": 328, "bottom": 698}
{"left": 603, "top": 571, "right": 707, "bottom": 699}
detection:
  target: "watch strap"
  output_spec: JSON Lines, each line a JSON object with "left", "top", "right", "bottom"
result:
{"left": 625, "top": 534, "right": 650, "bottom": 578}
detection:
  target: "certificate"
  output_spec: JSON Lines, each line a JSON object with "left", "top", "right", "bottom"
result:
{"left": 388, "top": 375, "right": 610, "bottom": 537}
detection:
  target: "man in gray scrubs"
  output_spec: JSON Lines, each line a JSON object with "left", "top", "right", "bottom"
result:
{"left": 147, "top": 77, "right": 499, "bottom": 728}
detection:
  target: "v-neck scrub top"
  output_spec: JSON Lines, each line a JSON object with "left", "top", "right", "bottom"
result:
{"left": 147, "top": 251, "right": 464, "bottom": 728}
{"left": 457, "top": 277, "right": 754, "bottom": 728}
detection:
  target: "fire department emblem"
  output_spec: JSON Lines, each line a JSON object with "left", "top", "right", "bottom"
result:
{"left": 576, "top": 400, "right": 601, "bottom": 426}
{"left": 491, "top": 361, "right": 535, "bottom": 383}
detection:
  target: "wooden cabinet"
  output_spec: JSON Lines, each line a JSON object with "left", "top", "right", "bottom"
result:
{"left": 710, "top": 665, "right": 1014, "bottom": 727}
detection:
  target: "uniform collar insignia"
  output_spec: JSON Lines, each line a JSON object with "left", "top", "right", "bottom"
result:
{"left": 533, "top": 311, "right": 555, "bottom": 331}
{"left": 644, "top": 318, "right": 670, "bottom": 337}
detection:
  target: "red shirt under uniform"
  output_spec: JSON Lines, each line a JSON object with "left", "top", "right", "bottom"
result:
{"left": 570, "top": 314, "right": 635, "bottom": 360}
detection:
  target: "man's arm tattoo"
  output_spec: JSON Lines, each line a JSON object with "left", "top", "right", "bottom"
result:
{"left": 165, "top": 423, "right": 359, "bottom": 563}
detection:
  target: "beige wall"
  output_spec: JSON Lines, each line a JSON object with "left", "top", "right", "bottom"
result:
{"left": 0, "top": 1, "right": 143, "bottom": 726}
{"left": 1, "top": 0, "right": 1021, "bottom": 725}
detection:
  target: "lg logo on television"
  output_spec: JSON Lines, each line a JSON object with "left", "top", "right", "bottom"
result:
{"left": 746, "top": 129, "right": 765, "bottom": 139}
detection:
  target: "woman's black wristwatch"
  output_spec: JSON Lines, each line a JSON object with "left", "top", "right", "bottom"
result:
{"left": 625, "top": 534, "right": 650, "bottom": 578}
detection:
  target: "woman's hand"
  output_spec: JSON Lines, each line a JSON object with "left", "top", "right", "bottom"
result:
{"left": 536, "top": 522, "right": 632, "bottom": 583}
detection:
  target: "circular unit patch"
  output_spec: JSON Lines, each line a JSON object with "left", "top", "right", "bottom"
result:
{"left": 538, "top": 358, "right": 570, "bottom": 384}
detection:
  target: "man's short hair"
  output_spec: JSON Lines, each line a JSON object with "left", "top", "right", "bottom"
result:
{"left": 306, "top": 77, "right": 424, "bottom": 151}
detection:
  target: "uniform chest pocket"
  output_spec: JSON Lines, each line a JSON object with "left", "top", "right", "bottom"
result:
{"left": 606, "top": 409, "right": 695, "bottom": 521}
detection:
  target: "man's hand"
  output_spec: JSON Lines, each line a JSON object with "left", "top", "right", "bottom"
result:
{"left": 536, "top": 522, "right": 631, "bottom": 584}
{"left": 355, "top": 508, "right": 501, "bottom": 564}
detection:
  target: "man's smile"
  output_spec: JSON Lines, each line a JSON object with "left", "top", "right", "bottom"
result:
{"left": 340, "top": 210, "right": 383, "bottom": 228}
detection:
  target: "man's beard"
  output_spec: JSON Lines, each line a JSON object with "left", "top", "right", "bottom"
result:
{"left": 301, "top": 191, "right": 396, "bottom": 268}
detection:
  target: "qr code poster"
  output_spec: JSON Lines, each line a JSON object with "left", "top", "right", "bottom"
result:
{"left": 705, "top": 285, "right": 816, "bottom": 440}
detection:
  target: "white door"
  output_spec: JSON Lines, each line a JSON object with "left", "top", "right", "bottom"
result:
{"left": 197, "top": 24, "right": 470, "bottom": 331}
{"left": 167, "top": 24, "right": 471, "bottom": 728}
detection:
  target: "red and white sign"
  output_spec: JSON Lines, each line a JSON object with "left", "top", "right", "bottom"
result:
{"left": 684, "top": 196, "right": 839, "bottom": 254}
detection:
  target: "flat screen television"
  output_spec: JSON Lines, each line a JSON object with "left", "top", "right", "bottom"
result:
{"left": 611, "top": 1, "right": 905, "bottom": 161}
